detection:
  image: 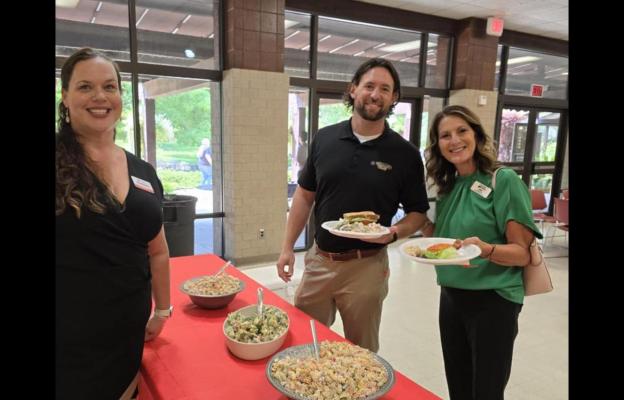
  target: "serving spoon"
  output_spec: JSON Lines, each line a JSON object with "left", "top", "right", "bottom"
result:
{"left": 310, "top": 319, "right": 320, "bottom": 359}
{"left": 214, "top": 260, "right": 231, "bottom": 276}
{"left": 257, "top": 287, "right": 264, "bottom": 318}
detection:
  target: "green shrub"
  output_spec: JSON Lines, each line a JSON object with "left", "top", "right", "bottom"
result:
{"left": 158, "top": 147, "right": 197, "bottom": 164}
{"left": 157, "top": 169, "right": 201, "bottom": 193}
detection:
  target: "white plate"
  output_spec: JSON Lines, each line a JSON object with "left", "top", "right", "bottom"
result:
{"left": 399, "top": 237, "right": 482, "bottom": 265}
{"left": 321, "top": 220, "right": 390, "bottom": 239}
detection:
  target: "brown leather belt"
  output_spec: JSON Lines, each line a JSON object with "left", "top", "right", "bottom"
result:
{"left": 317, "top": 247, "right": 383, "bottom": 262}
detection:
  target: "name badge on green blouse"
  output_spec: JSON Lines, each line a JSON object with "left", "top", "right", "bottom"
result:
{"left": 470, "top": 180, "right": 492, "bottom": 198}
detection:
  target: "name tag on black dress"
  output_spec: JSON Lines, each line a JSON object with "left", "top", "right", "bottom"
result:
{"left": 131, "top": 176, "right": 154, "bottom": 193}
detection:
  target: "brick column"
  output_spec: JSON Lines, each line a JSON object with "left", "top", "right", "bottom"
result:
{"left": 450, "top": 17, "right": 499, "bottom": 137}
{"left": 225, "top": 0, "right": 284, "bottom": 72}
{"left": 221, "top": 0, "right": 289, "bottom": 265}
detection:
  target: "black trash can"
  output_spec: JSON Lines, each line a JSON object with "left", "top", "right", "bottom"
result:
{"left": 162, "top": 194, "right": 198, "bottom": 257}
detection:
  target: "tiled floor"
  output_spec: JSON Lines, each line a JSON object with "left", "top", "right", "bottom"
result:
{"left": 240, "top": 232, "right": 568, "bottom": 400}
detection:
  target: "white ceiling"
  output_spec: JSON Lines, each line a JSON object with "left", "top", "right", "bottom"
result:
{"left": 356, "top": 0, "right": 568, "bottom": 41}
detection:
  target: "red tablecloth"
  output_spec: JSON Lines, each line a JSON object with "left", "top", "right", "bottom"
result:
{"left": 138, "top": 254, "right": 441, "bottom": 400}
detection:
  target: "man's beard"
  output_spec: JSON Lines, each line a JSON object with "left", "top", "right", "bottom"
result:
{"left": 354, "top": 100, "right": 390, "bottom": 121}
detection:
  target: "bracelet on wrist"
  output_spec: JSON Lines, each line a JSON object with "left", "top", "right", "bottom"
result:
{"left": 485, "top": 244, "right": 497, "bottom": 260}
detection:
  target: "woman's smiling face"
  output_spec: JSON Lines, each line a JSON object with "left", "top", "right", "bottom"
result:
{"left": 437, "top": 115, "right": 477, "bottom": 175}
{"left": 62, "top": 56, "right": 122, "bottom": 137}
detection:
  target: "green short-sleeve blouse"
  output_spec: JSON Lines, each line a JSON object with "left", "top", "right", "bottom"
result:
{"left": 433, "top": 168, "right": 542, "bottom": 304}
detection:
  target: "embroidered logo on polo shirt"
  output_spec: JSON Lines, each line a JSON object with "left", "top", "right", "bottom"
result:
{"left": 371, "top": 161, "right": 392, "bottom": 171}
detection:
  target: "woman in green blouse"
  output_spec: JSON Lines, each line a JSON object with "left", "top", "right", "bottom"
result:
{"left": 422, "top": 105, "right": 541, "bottom": 400}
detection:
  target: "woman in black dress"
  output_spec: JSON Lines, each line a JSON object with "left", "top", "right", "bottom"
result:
{"left": 56, "top": 48, "right": 172, "bottom": 400}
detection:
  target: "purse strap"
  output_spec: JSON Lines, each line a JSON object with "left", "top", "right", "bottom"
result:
{"left": 491, "top": 167, "right": 503, "bottom": 189}
{"left": 527, "top": 237, "right": 544, "bottom": 267}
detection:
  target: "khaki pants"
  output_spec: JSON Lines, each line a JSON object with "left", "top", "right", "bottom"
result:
{"left": 294, "top": 242, "right": 389, "bottom": 352}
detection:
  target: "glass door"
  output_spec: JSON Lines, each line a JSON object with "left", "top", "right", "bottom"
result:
{"left": 497, "top": 107, "right": 566, "bottom": 212}
{"left": 288, "top": 87, "right": 310, "bottom": 251}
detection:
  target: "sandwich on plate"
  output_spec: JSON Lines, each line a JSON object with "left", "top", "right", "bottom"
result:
{"left": 341, "top": 211, "right": 379, "bottom": 225}
{"left": 334, "top": 211, "right": 384, "bottom": 233}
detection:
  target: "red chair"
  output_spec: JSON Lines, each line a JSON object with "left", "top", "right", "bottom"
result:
{"left": 545, "top": 197, "right": 569, "bottom": 246}
{"left": 530, "top": 189, "right": 555, "bottom": 235}
{"left": 553, "top": 197, "right": 569, "bottom": 229}
{"left": 561, "top": 189, "right": 569, "bottom": 199}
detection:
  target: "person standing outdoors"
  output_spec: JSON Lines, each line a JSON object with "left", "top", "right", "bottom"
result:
{"left": 56, "top": 48, "right": 172, "bottom": 400}
{"left": 276, "top": 58, "right": 430, "bottom": 352}
{"left": 197, "top": 138, "right": 212, "bottom": 189}
{"left": 423, "top": 105, "right": 541, "bottom": 399}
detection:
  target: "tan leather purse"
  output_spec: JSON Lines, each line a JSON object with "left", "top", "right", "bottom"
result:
{"left": 492, "top": 168, "right": 554, "bottom": 296}
{"left": 523, "top": 238, "right": 554, "bottom": 295}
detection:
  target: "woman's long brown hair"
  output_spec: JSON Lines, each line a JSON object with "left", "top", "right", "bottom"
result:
{"left": 56, "top": 48, "right": 122, "bottom": 218}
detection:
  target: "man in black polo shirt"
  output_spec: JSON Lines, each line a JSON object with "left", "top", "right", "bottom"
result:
{"left": 276, "top": 58, "right": 431, "bottom": 353}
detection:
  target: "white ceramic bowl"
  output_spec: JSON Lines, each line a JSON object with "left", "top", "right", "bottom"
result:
{"left": 223, "top": 304, "right": 289, "bottom": 360}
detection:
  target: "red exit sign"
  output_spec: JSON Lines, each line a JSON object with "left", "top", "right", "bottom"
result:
{"left": 486, "top": 17, "right": 504, "bottom": 36}
{"left": 530, "top": 84, "right": 544, "bottom": 97}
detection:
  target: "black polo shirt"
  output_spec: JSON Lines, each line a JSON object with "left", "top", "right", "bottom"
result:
{"left": 298, "top": 118, "right": 429, "bottom": 253}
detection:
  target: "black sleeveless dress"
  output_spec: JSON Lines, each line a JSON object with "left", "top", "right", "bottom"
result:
{"left": 56, "top": 151, "right": 163, "bottom": 400}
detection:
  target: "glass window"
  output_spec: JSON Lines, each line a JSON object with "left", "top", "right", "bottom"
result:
{"left": 425, "top": 34, "right": 450, "bottom": 89}
{"left": 317, "top": 17, "right": 421, "bottom": 86}
{"left": 530, "top": 173, "right": 553, "bottom": 205}
{"left": 388, "top": 102, "right": 412, "bottom": 141}
{"left": 318, "top": 97, "right": 351, "bottom": 129}
{"left": 498, "top": 108, "right": 530, "bottom": 162}
{"left": 137, "top": 76, "right": 220, "bottom": 213}
{"left": 420, "top": 96, "right": 445, "bottom": 158}
{"left": 284, "top": 11, "right": 311, "bottom": 78}
{"left": 194, "top": 218, "right": 216, "bottom": 254}
{"left": 504, "top": 48, "right": 568, "bottom": 99}
{"left": 288, "top": 87, "right": 310, "bottom": 250}
{"left": 532, "top": 112, "right": 561, "bottom": 162}
{"left": 55, "top": 75, "right": 62, "bottom": 127}
{"left": 116, "top": 73, "right": 137, "bottom": 154}
{"left": 56, "top": 0, "right": 130, "bottom": 61}
{"left": 288, "top": 87, "right": 310, "bottom": 185}
{"left": 494, "top": 44, "right": 502, "bottom": 91}
{"left": 135, "top": 0, "right": 218, "bottom": 69}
